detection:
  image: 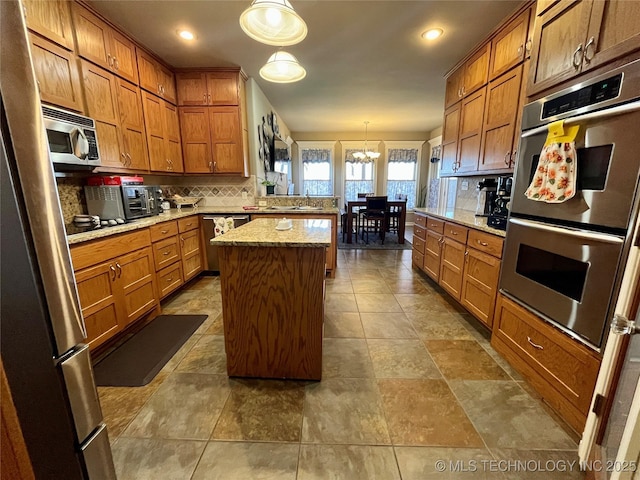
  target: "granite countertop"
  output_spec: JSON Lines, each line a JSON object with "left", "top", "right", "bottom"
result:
{"left": 210, "top": 218, "right": 331, "bottom": 247}
{"left": 66, "top": 206, "right": 339, "bottom": 245}
{"left": 413, "top": 207, "right": 506, "bottom": 238}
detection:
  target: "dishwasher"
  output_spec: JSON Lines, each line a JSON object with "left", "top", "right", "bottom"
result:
{"left": 202, "top": 215, "right": 251, "bottom": 273}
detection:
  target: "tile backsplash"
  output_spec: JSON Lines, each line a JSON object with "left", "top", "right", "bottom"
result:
{"left": 56, "top": 175, "right": 259, "bottom": 222}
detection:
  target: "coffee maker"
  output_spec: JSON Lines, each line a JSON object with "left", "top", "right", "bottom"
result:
{"left": 475, "top": 178, "right": 497, "bottom": 217}
{"left": 487, "top": 175, "right": 512, "bottom": 230}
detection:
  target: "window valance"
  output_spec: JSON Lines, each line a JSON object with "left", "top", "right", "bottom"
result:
{"left": 388, "top": 148, "right": 418, "bottom": 163}
{"left": 302, "top": 148, "right": 331, "bottom": 163}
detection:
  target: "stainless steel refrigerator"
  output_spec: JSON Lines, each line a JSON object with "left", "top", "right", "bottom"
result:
{"left": 0, "top": 1, "right": 116, "bottom": 478}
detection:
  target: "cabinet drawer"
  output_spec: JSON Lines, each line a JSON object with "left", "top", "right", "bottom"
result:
{"left": 468, "top": 229, "right": 504, "bottom": 258}
{"left": 413, "top": 225, "right": 426, "bottom": 240}
{"left": 152, "top": 236, "right": 180, "bottom": 271}
{"left": 412, "top": 250, "right": 425, "bottom": 269}
{"left": 157, "top": 262, "right": 184, "bottom": 298}
{"left": 178, "top": 216, "right": 199, "bottom": 233}
{"left": 415, "top": 214, "right": 427, "bottom": 228}
{"left": 426, "top": 217, "right": 444, "bottom": 234}
{"left": 150, "top": 221, "right": 178, "bottom": 242}
{"left": 412, "top": 236, "right": 426, "bottom": 255}
{"left": 493, "top": 296, "right": 600, "bottom": 418}
{"left": 444, "top": 222, "right": 468, "bottom": 243}
{"left": 71, "top": 229, "right": 151, "bottom": 271}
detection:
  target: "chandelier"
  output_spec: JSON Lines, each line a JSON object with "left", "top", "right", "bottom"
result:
{"left": 352, "top": 122, "right": 380, "bottom": 160}
{"left": 239, "top": 0, "right": 307, "bottom": 46}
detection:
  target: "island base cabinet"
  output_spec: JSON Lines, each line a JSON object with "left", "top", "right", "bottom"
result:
{"left": 491, "top": 294, "right": 601, "bottom": 433}
{"left": 219, "top": 245, "right": 325, "bottom": 380}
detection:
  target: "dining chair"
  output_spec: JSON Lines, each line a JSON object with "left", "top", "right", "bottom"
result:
{"left": 361, "top": 196, "right": 388, "bottom": 244}
{"left": 388, "top": 193, "right": 407, "bottom": 234}
{"left": 341, "top": 205, "right": 359, "bottom": 242}
{"left": 355, "top": 193, "right": 373, "bottom": 239}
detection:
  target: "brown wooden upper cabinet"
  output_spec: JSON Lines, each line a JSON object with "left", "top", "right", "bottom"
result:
{"left": 136, "top": 48, "right": 177, "bottom": 104}
{"left": 444, "top": 45, "right": 490, "bottom": 110}
{"left": 72, "top": 3, "right": 138, "bottom": 84}
{"left": 141, "top": 92, "right": 184, "bottom": 173}
{"left": 456, "top": 87, "right": 487, "bottom": 174}
{"left": 81, "top": 60, "right": 150, "bottom": 172}
{"left": 439, "top": 103, "right": 461, "bottom": 175}
{"left": 23, "top": 0, "right": 75, "bottom": 50}
{"left": 29, "top": 33, "right": 84, "bottom": 113}
{"left": 479, "top": 65, "right": 523, "bottom": 172}
{"left": 489, "top": 9, "right": 530, "bottom": 80}
{"left": 528, "top": 0, "right": 640, "bottom": 96}
{"left": 179, "top": 106, "right": 246, "bottom": 175}
{"left": 176, "top": 71, "right": 239, "bottom": 106}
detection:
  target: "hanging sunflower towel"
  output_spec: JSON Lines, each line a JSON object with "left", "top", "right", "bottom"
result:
{"left": 525, "top": 120, "right": 579, "bottom": 203}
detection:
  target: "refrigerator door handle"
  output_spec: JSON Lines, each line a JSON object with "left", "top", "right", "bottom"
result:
{"left": 59, "top": 344, "right": 104, "bottom": 443}
{"left": 81, "top": 424, "right": 117, "bottom": 480}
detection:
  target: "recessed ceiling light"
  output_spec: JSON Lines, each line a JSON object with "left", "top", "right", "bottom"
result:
{"left": 178, "top": 30, "right": 195, "bottom": 41}
{"left": 422, "top": 28, "right": 444, "bottom": 40}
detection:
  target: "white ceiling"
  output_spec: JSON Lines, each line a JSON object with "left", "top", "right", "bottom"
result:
{"left": 90, "top": 0, "right": 522, "bottom": 134}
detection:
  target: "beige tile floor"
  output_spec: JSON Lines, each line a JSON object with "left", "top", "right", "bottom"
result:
{"left": 99, "top": 249, "right": 585, "bottom": 479}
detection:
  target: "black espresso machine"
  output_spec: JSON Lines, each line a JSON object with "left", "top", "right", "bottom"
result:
{"left": 487, "top": 175, "right": 512, "bottom": 230}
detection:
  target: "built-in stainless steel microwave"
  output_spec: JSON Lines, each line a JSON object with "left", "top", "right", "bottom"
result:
{"left": 42, "top": 105, "right": 101, "bottom": 168}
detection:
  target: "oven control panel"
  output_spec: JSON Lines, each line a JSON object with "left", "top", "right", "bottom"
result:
{"left": 542, "top": 73, "right": 622, "bottom": 119}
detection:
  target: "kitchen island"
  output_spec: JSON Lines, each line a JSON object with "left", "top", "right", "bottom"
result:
{"left": 211, "top": 218, "right": 331, "bottom": 380}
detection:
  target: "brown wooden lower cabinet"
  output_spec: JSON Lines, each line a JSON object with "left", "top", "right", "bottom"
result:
{"left": 70, "top": 230, "right": 159, "bottom": 350}
{"left": 460, "top": 247, "right": 501, "bottom": 328}
{"left": 179, "top": 228, "right": 203, "bottom": 282}
{"left": 156, "top": 262, "right": 184, "bottom": 298}
{"left": 439, "top": 237, "right": 466, "bottom": 300}
{"left": 491, "top": 294, "right": 601, "bottom": 433}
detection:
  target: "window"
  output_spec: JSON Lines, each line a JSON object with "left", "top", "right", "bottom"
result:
{"left": 298, "top": 142, "right": 334, "bottom": 195}
{"left": 344, "top": 148, "right": 375, "bottom": 201}
{"left": 385, "top": 142, "right": 423, "bottom": 210}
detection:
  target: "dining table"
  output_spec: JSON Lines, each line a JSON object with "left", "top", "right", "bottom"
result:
{"left": 345, "top": 199, "right": 407, "bottom": 244}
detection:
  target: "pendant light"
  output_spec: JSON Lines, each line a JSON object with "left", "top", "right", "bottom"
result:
{"left": 259, "top": 50, "right": 306, "bottom": 83}
{"left": 239, "top": 0, "right": 307, "bottom": 46}
{"left": 353, "top": 122, "right": 381, "bottom": 160}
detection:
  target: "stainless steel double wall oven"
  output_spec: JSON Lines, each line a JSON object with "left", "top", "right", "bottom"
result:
{"left": 501, "top": 59, "right": 640, "bottom": 350}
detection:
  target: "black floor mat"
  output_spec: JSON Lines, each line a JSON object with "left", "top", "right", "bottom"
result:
{"left": 93, "top": 314, "right": 207, "bottom": 387}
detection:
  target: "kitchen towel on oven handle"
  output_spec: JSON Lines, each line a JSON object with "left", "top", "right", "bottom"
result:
{"left": 525, "top": 120, "right": 580, "bottom": 203}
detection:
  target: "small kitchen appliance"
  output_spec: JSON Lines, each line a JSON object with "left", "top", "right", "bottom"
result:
{"left": 487, "top": 175, "right": 512, "bottom": 230}
{"left": 85, "top": 177, "right": 162, "bottom": 221}
{"left": 475, "top": 178, "right": 497, "bottom": 217}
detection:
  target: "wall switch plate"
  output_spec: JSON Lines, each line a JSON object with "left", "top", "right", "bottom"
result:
{"left": 258, "top": 200, "right": 267, "bottom": 207}
{"left": 461, "top": 180, "right": 469, "bottom": 191}
{"left": 242, "top": 191, "right": 248, "bottom": 199}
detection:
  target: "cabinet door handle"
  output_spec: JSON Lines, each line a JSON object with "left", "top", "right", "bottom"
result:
{"left": 125, "top": 153, "right": 132, "bottom": 166}
{"left": 208, "top": 93, "right": 212, "bottom": 103}
{"left": 572, "top": 43, "right": 583, "bottom": 70}
{"left": 166, "top": 158, "right": 171, "bottom": 170}
{"left": 504, "top": 152, "right": 511, "bottom": 167}
{"left": 121, "top": 152, "right": 127, "bottom": 165}
{"left": 584, "top": 36, "right": 596, "bottom": 63}
{"left": 517, "top": 44, "right": 523, "bottom": 56}
{"left": 208, "top": 161, "right": 213, "bottom": 172}
{"left": 213, "top": 161, "right": 217, "bottom": 172}
{"left": 527, "top": 336, "right": 544, "bottom": 350}
{"left": 181, "top": 236, "right": 185, "bottom": 246}
{"left": 107, "top": 54, "right": 114, "bottom": 67}
{"left": 163, "top": 251, "right": 170, "bottom": 256}
{"left": 109, "top": 264, "right": 116, "bottom": 280}
{"left": 457, "top": 87, "right": 462, "bottom": 98}
{"left": 451, "top": 230, "right": 458, "bottom": 235}
{"left": 113, "top": 57, "right": 119, "bottom": 70}
{"left": 525, "top": 38, "right": 532, "bottom": 55}
{"left": 203, "top": 93, "right": 207, "bottom": 103}
{"left": 115, "top": 262, "right": 122, "bottom": 277}
{"left": 461, "top": 86, "right": 466, "bottom": 95}
{"left": 511, "top": 150, "right": 517, "bottom": 165}
{"left": 464, "top": 250, "right": 469, "bottom": 256}
{"left": 166, "top": 277, "right": 173, "bottom": 282}
{"left": 161, "top": 230, "right": 168, "bottom": 234}
{"left": 477, "top": 239, "right": 489, "bottom": 246}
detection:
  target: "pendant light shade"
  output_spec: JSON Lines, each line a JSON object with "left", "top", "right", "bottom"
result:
{"left": 239, "top": 0, "right": 307, "bottom": 46}
{"left": 260, "top": 51, "right": 306, "bottom": 83}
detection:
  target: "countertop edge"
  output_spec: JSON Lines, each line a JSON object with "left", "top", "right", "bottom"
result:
{"left": 413, "top": 208, "right": 507, "bottom": 238}
{"left": 67, "top": 208, "right": 339, "bottom": 245}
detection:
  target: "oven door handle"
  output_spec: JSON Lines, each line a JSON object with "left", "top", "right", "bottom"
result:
{"left": 521, "top": 100, "right": 640, "bottom": 138}
{"left": 509, "top": 218, "right": 624, "bottom": 244}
